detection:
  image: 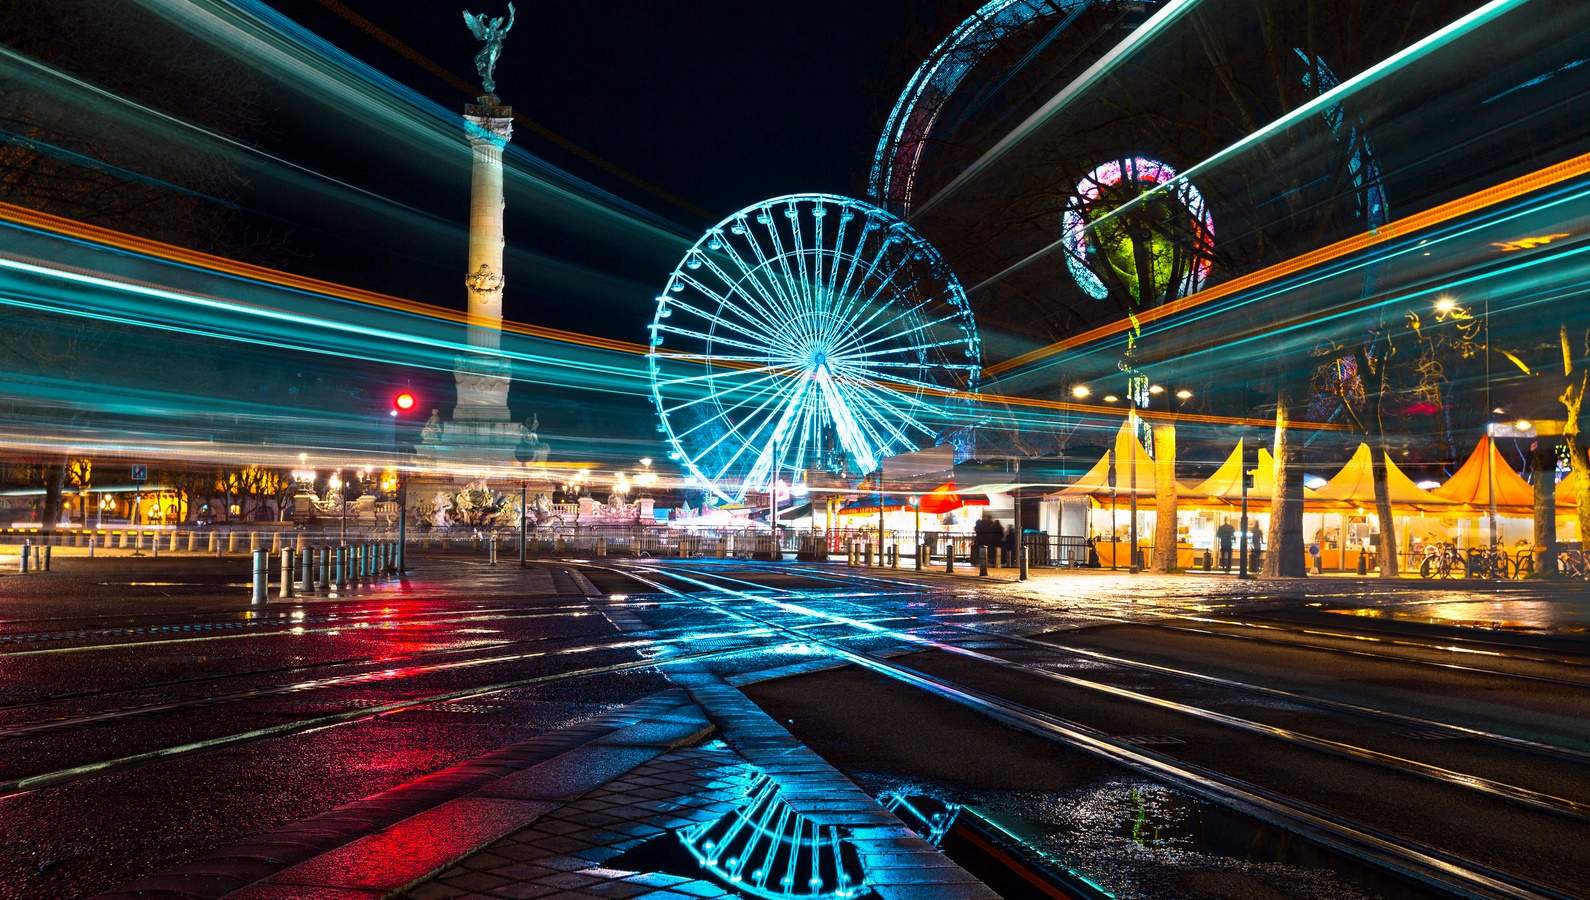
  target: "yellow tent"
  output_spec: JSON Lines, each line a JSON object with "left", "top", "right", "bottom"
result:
{"left": 1431, "top": 435, "right": 1535, "bottom": 512}
{"left": 1184, "top": 439, "right": 1326, "bottom": 506}
{"left": 1556, "top": 472, "right": 1586, "bottom": 507}
{"left": 1048, "top": 416, "right": 1163, "bottom": 501}
{"left": 1311, "top": 443, "right": 1453, "bottom": 511}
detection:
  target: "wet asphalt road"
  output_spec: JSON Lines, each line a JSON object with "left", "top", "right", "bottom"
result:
{"left": 2, "top": 553, "right": 1588, "bottom": 898}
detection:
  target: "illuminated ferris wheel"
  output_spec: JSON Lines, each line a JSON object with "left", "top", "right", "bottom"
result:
{"left": 647, "top": 193, "right": 980, "bottom": 503}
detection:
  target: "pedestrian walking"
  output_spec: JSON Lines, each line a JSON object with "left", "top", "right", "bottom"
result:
{"left": 1216, "top": 521, "right": 1235, "bottom": 572}
{"left": 1249, "top": 525, "right": 1263, "bottom": 571}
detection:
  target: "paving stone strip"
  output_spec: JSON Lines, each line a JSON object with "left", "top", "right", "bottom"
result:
{"left": 94, "top": 690, "right": 710, "bottom": 899}
{"left": 406, "top": 667, "right": 994, "bottom": 900}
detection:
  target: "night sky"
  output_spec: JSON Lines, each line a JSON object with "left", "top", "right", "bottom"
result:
{"left": 269, "top": 0, "right": 958, "bottom": 264}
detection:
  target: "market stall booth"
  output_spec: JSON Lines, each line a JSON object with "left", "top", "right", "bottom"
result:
{"left": 1045, "top": 419, "right": 1165, "bottom": 568}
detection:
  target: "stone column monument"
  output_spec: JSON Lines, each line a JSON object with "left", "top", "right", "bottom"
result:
{"left": 453, "top": 2, "right": 517, "bottom": 423}
{"left": 414, "top": 3, "right": 548, "bottom": 475}
{"left": 454, "top": 99, "right": 513, "bottom": 421}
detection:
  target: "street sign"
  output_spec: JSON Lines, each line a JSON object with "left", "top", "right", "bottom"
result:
{"left": 130, "top": 464, "right": 148, "bottom": 483}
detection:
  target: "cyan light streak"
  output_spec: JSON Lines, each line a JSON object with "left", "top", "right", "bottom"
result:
{"left": 910, "top": 0, "right": 1205, "bottom": 219}
{"left": 131, "top": 0, "right": 693, "bottom": 248}
{"left": 1074, "top": 0, "right": 1529, "bottom": 247}
{"left": 994, "top": 173, "right": 1590, "bottom": 390}
{"left": 966, "top": 0, "right": 1532, "bottom": 296}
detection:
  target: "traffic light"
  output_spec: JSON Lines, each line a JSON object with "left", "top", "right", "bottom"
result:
{"left": 392, "top": 391, "right": 417, "bottom": 415}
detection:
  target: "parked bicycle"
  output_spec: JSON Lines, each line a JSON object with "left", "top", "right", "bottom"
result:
{"left": 1557, "top": 548, "right": 1589, "bottom": 579}
{"left": 1419, "top": 542, "right": 1466, "bottom": 579}
{"left": 1464, "top": 544, "right": 1516, "bottom": 580}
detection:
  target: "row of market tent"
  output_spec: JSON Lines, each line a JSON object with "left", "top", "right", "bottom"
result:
{"left": 1049, "top": 417, "right": 1559, "bottom": 514}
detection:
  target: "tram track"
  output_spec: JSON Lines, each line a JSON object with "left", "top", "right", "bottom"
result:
{"left": 721, "top": 562, "right": 1590, "bottom": 763}
{"left": 598, "top": 562, "right": 1586, "bottom": 898}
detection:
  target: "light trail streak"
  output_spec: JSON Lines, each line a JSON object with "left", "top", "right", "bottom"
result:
{"left": 1074, "top": 0, "right": 1532, "bottom": 240}
{"left": 982, "top": 150, "right": 1590, "bottom": 380}
{"left": 910, "top": 0, "right": 1206, "bottom": 219}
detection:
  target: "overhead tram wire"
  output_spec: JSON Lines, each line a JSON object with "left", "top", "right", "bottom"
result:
{"left": 979, "top": 149, "right": 1590, "bottom": 382}
{"left": 963, "top": 0, "right": 1533, "bottom": 299}
{"left": 908, "top": 0, "right": 1206, "bottom": 221}
{"left": 311, "top": 0, "right": 715, "bottom": 223}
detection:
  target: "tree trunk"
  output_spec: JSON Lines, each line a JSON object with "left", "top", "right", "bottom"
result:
{"left": 1264, "top": 391, "right": 1307, "bottom": 577}
{"left": 1151, "top": 423, "right": 1178, "bottom": 572}
{"left": 1370, "top": 441, "right": 1400, "bottom": 577}
{"left": 38, "top": 457, "right": 67, "bottom": 536}
{"left": 1531, "top": 440, "right": 1557, "bottom": 576}
{"left": 1573, "top": 443, "right": 1590, "bottom": 553}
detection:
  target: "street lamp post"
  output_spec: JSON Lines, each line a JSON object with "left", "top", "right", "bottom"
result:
{"left": 1239, "top": 440, "right": 1251, "bottom": 580}
{"left": 1128, "top": 404, "right": 1139, "bottom": 574}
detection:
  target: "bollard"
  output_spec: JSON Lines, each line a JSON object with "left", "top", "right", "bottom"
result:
{"left": 863, "top": 543, "right": 873, "bottom": 567}
{"left": 945, "top": 546, "right": 954, "bottom": 574}
{"left": 301, "top": 545, "right": 314, "bottom": 592}
{"left": 43, "top": 544, "right": 51, "bottom": 571}
{"left": 280, "top": 548, "right": 295, "bottom": 598}
{"left": 88, "top": 535, "right": 96, "bottom": 558}
{"left": 249, "top": 532, "right": 260, "bottom": 553}
{"left": 597, "top": 536, "right": 608, "bottom": 558}
{"left": 187, "top": 530, "right": 197, "bottom": 552}
{"left": 228, "top": 531, "right": 238, "bottom": 554}
{"left": 1356, "top": 552, "right": 1367, "bottom": 576}
{"left": 916, "top": 543, "right": 925, "bottom": 571}
{"left": 296, "top": 531, "right": 307, "bottom": 553}
{"left": 334, "top": 546, "right": 347, "bottom": 589}
{"left": 169, "top": 530, "right": 179, "bottom": 553}
{"left": 979, "top": 547, "right": 989, "bottom": 577}
{"left": 489, "top": 538, "right": 498, "bottom": 565}
{"left": 353, "top": 544, "right": 364, "bottom": 580}
{"left": 847, "top": 542, "right": 857, "bottom": 567}
{"left": 152, "top": 534, "right": 159, "bottom": 557}
{"left": 892, "top": 543, "right": 900, "bottom": 569}
{"left": 251, "top": 548, "right": 267, "bottom": 603}
{"left": 1019, "top": 544, "right": 1029, "bottom": 581}
{"left": 19, "top": 541, "right": 30, "bottom": 573}
{"left": 75, "top": 531, "right": 84, "bottom": 548}
{"left": 319, "top": 546, "right": 331, "bottom": 587}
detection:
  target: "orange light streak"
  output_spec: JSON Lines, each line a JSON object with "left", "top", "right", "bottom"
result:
{"left": 984, "top": 151, "right": 1590, "bottom": 379}
{"left": 0, "top": 200, "right": 1342, "bottom": 432}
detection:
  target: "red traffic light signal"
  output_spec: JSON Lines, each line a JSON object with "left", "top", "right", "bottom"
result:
{"left": 393, "top": 391, "right": 417, "bottom": 412}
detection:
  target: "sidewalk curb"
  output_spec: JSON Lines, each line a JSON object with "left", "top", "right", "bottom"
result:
{"left": 96, "top": 691, "right": 711, "bottom": 899}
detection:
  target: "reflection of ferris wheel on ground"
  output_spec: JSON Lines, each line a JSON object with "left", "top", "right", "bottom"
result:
{"left": 648, "top": 193, "right": 981, "bottom": 503}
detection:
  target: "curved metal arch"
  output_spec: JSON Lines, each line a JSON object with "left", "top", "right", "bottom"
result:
{"left": 868, "top": 0, "right": 1092, "bottom": 215}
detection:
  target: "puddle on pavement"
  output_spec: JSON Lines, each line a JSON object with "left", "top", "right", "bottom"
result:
{"left": 1322, "top": 603, "right": 1587, "bottom": 634}
{"left": 860, "top": 775, "right": 1444, "bottom": 900}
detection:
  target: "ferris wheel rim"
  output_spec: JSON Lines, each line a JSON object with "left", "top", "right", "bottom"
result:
{"left": 648, "top": 193, "right": 980, "bottom": 504}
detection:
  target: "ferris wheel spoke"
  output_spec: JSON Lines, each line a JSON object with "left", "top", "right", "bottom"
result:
{"left": 709, "top": 379, "right": 810, "bottom": 499}
{"left": 653, "top": 362, "right": 788, "bottom": 387}
{"left": 823, "top": 240, "right": 911, "bottom": 351}
{"left": 831, "top": 257, "right": 922, "bottom": 349}
{"left": 737, "top": 217, "right": 810, "bottom": 332}
{"left": 741, "top": 380, "right": 811, "bottom": 495}
{"left": 688, "top": 372, "right": 804, "bottom": 461}
{"left": 661, "top": 291, "right": 790, "bottom": 351}
{"left": 692, "top": 251, "right": 795, "bottom": 348}
{"left": 759, "top": 214, "right": 821, "bottom": 350}
{"left": 837, "top": 375, "right": 941, "bottom": 443}
{"left": 785, "top": 203, "right": 814, "bottom": 316}
{"left": 709, "top": 234, "right": 802, "bottom": 331}
{"left": 815, "top": 365, "right": 880, "bottom": 473}
{"left": 842, "top": 308, "right": 958, "bottom": 357}
{"left": 672, "top": 267, "right": 790, "bottom": 340}
{"left": 661, "top": 368, "right": 790, "bottom": 421}
{"left": 653, "top": 324, "right": 787, "bottom": 358}
{"left": 838, "top": 336, "right": 969, "bottom": 363}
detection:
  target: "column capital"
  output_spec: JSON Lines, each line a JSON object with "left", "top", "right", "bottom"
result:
{"left": 464, "top": 101, "right": 514, "bottom": 148}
